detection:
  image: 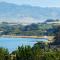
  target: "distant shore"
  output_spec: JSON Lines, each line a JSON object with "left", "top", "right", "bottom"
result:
{"left": 1, "top": 35, "right": 54, "bottom": 41}
{"left": 1, "top": 35, "right": 48, "bottom": 38}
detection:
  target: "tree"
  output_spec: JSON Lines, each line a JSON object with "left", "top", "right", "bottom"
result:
{"left": 0, "top": 48, "right": 9, "bottom": 60}
{"left": 52, "top": 26, "right": 60, "bottom": 45}
{"left": 16, "top": 46, "right": 33, "bottom": 60}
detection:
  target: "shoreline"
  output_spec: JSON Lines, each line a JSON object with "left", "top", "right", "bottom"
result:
{"left": 1, "top": 35, "right": 54, "bottom": 40}
{"left": 1, "top": 35, "right": 48, "bottom": 38}
{"left": 0, "top": 35, "right": 55, "bottom": 43}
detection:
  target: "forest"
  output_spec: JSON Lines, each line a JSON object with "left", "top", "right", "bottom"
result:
{"left": 0, "top": 22, "right": 57, "bottom": 36}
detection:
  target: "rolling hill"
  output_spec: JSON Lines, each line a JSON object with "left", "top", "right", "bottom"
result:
{"left": 0, "top": 2, "right": 60, "bottom": 23}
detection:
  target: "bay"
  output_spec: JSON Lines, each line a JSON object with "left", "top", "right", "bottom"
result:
{"left": 0, "top": 38, "right": 48, "bottom": 52}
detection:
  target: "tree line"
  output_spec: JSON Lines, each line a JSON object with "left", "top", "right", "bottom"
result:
{"left": 0, "top": 22, "right": 56, "bottom": 36}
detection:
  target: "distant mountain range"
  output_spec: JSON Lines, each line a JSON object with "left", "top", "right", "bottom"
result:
{"left": 0, "top": 2, "right": 60, "bottom": 23}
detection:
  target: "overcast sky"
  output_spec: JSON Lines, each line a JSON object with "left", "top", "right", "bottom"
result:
{"left": 0, "top": 0, "right": 60, "bottom": 7}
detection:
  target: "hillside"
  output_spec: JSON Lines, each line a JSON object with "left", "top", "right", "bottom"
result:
{"left": 0, "top": 2, "right": 60, "bottom": 23}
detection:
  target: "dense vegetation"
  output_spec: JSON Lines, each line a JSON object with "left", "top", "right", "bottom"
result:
{"left": 0, "top": 22, "right": 56, "bottom": 36}
{"left": 0, "top": 42, "right": 60, "bottom": 60}
{"left": 0, "top": 48, "right": 9, "bottom": 60}
{"left": 51, "top": 25, "right": 60, "bottom": 45}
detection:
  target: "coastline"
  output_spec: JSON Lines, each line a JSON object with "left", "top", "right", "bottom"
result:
{"left": 1, "top": 35, "right": 49, "bottom": 38}
{"left": 1, "top": 35, "right": 54, "bottom": 41}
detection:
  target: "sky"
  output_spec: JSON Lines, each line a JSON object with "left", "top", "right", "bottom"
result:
{"left": 0, "top": 0, "right": 60, "bottom": 7}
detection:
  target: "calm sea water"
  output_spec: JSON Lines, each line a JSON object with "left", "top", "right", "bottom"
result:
{"left": 0, "top": 38, "right": 48, "bottom": 52}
